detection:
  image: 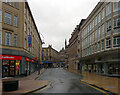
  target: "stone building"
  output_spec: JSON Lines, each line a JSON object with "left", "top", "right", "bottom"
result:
{"left": 65, "top": 19, "right": 85, "bottom": 71}
{"left": 78, "top": 2, "right": 120, "bottom": 75}
{"left": 42, "top": 45, "right": 60, "bottom": 68}
{"left": 0, "top": 1, "right": 42, "bottom": 77}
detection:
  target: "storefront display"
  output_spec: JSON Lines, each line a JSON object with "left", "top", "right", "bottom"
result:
{"left": 1, "top": 55, "right": 21, "bottom": 77}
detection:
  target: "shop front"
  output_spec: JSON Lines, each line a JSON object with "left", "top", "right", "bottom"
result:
{"left": 1, "top": 55, "right": 21, "bottom": 78}
{"left": 25, "top": 57, "right": 35, "bottom": 75}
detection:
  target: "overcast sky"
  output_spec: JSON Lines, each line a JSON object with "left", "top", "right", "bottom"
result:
{"left": 28, "top": 0, "right": 100, "bottom": 51}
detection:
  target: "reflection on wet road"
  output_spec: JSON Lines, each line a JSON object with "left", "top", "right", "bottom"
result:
{"left": 35, "top": 68, "right": 105, "bottom": 94}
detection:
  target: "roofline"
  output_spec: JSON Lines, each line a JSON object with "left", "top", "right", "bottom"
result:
{"left": 25, "top": 2, "right": 42, "bottom": 43}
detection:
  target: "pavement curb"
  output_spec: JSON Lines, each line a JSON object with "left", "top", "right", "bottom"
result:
{"left": 22, "top": 84, "right": 48, "bottom": 95}
{"left": 80, "top": 80, "right": 118, "bottom": 95}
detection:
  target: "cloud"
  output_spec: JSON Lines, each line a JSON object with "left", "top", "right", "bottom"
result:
{"left": 28, "top": 0, "right": 100, "bottom": 51}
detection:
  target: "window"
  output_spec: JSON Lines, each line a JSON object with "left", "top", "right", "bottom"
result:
{"left": 95, "top": 43, "right": 97, "bottom": 52}
{"left": 24, "top": 23, "right": 27, "bottom": 32}
{"left": 101, "top": 24, "right": 104, "bottom": 37}
{"left": 95, "top": 16, "right": 97, "bottom": 26}
{"left": 25, "top": 7, "right": 27, "bottom": 15}
{"left": 101, "top": 40, "right": 104, "bottom": 50}
{"left": 95, "top": 30, "right": 97, "bottom": 39}
{"left": 106, "top": 20, "right": 111, "bottom": 32}
{"left": 92, "top": 32, "right": 94, "bottom": 43}
{"left": 0, "top": 31, "right": 2, "bottom": 44}
{"left": 98, "top": 13, "right": 101, "bottom": 23}
{"left": 14, "top": 34, "right": 17, "bottom": 47}
{"left": 113, "top": 17, "right": 120, "bottom": 28}
{"left": 24, "top": 38, "right": 27, "bottom": 49}
{"left": 5, "top": 32, "right": 11, "bottom": 46}
{"left": 14, "top": 2, "right": 18, "bottom": 8}
{"left": 106, "top": 38, "right": 111, "bottom": 49}
{"left": 106, "top": 3, "right": 111, "bottom": 16}
{"left": 4, "top": 12, "right": 11, "bottom": 25}
{"left": 98, "top": 27, "right": 101, "bottom": 40}
{"left": 97, "top": 42, "right": 100, "bottom": 51}
{"left": 102, "top": 8, "right": 105, "bottom": 19}
{"left": 14, "top": 16, "right": 17, "bottom": 27}
{"left": 0, "top": 10, "right": 2, "bottom": 22}
{"left": 113, "top": 2, "right": 120, "bottom": 12}
{"left": 113, "top": 36, "right": 120, "bottom": 47}
{"left": 6, "top": 0, "right": 12, "bottom": 5}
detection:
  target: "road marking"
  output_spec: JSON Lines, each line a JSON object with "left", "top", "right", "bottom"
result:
{"left": 33, "top": 81, "right": 53, "bottom": 93}
{"left": 80, "top": 81, "right": 108, "bottom": 94}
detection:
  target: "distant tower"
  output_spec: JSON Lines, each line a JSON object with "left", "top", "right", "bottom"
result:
{"left": 65, "top": 39, "right": 67, "bottom": 48}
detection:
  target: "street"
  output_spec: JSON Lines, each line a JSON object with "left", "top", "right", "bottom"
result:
{"left": 33, "top": 68, "right": 106, "bottom": 94}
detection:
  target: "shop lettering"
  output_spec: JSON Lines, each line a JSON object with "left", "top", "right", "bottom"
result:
{"left": 2, "top": 56, "right": 14, "bottom": 59}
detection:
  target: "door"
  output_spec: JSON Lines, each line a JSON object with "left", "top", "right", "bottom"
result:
{"left": 2, "top": 60, "right": 9, "bottom": 77}
{"left": 9, "top": 60, "right": 15, "bottom": 76}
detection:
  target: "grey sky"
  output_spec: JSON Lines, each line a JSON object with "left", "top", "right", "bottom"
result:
{"left": 28, "top": 0, "right": 100, "bottom": 51}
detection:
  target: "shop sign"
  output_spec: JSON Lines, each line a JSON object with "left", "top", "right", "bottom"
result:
{"left": 31, "top": 59, "right": 35, "bottom": 63}
{"left": 35, "top": 57, "right": 37, "bottom": 60}
{"left": 25, "top": 57, "right": 31, "bottom": 62}
{"left": 0, "top": 55, "right": 21, "bottom": 60}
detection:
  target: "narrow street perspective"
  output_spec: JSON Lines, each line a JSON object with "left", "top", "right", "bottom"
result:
{"left": 34, "top": 68, "right": 106, "bottom": 94}
{"left": 0, "top": 0, "right": 120, "bottom": 95}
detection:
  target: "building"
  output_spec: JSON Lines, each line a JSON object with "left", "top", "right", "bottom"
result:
{"left": 42, "top": 45, "right": 60, "bottom": 68}
{"left": 65, "top": 19, "right": 85, "bottom": 71}
{"left": 78, "top": 2, "right": 120, "bottom": 75}
{"left": 0, "top": 1, "right": 42, "bottom": 78}
{"left": 59, "top": 48, "right": 66, "bottom": 67}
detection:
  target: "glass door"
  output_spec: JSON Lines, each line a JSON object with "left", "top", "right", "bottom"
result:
{"left": 2, "top": 60, "right": 9, "bottom": 77}
{"left": 9, "top": 60, "right": 15, "bottom": 76}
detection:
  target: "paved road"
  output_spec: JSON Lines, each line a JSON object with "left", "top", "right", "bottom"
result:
{"left": 34, "top": 68, "right": 106, "bottom": 94}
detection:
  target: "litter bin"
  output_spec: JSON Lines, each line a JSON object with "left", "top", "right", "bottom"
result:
{"left": 2, "top": 78, "right": 19, "bottom": 92}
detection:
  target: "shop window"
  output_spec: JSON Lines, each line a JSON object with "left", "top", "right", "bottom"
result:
{"left": 113, "top": 17, "right": 120, "bottom": 29}
{"left": 10, "top": 60, "right": 15, "bottom": 76}
{"left": 4, "top": 12, "right": 11, "bottom": 25}
{"left": 113, "top": 36, "right": 120, "bottom": 47}
{"left": 16, "top": 61, "right": 20, "bottom": 75}
{"left": 3, "top": 60, "right": 9, "bottom": 77}
{"left": 106, "top": 38, "right": 111, "bottom": 49}
{"left": 5, "top": 32, "right": 11, "bottom": 46}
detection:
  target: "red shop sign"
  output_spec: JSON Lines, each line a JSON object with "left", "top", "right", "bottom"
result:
{"left": 0, "top": 55, "right": 21, "bottom": 60}
{"left": 31, "top": 59, "right": 35, "bottom": 63}
{"left": 25, "top": 57, "right": 31, "bottom": 62}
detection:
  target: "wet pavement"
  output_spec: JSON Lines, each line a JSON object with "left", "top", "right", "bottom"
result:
{"left": 34, "top": 68, "right": 106, "bottom": 94}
